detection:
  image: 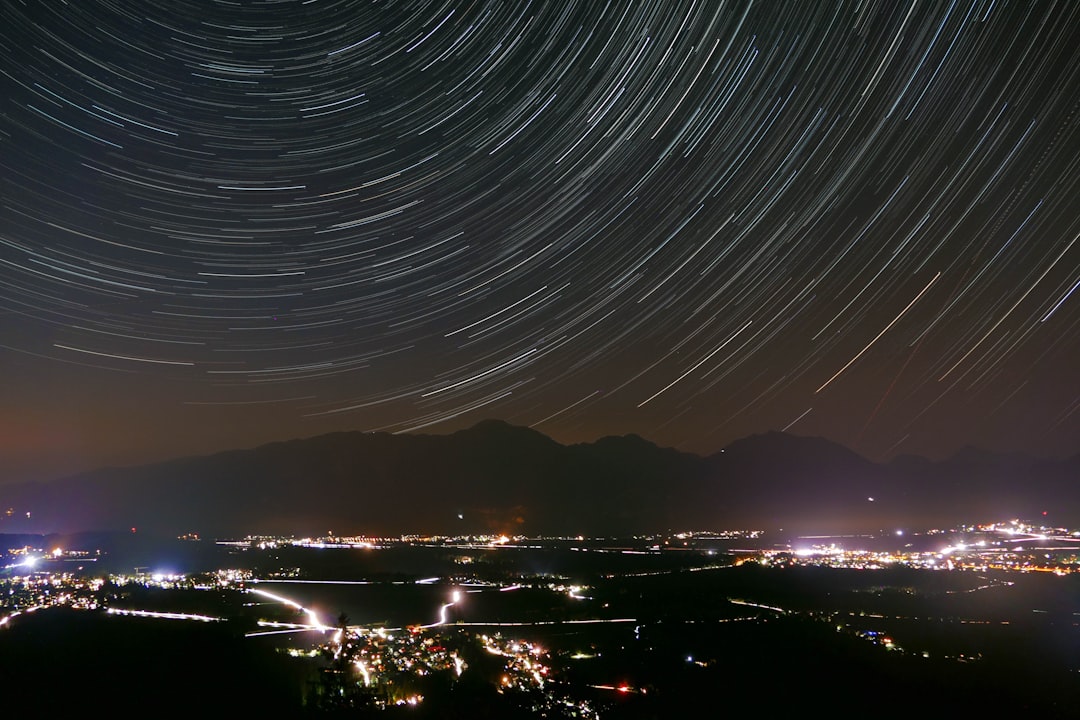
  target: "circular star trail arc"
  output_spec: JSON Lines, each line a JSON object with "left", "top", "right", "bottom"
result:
{"left": 0, "top": 0, "right": 1078, "bottom": 474}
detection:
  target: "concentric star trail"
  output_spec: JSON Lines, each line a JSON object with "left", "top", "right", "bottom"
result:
{"left": 1, "top": 1, "right": 1077, "bottom": 478}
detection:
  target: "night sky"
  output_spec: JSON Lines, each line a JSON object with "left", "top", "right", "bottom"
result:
{"left": 2, "top": 1, "right": 1078, "bottom": 483}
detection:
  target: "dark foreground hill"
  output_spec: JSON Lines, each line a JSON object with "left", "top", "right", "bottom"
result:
{"left": 0, "top": 420, "right": 1076, "bottom": 536}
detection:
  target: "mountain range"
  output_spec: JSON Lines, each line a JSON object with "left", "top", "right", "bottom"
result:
{"left": 1, "top": 420, "right": 1076, "bottom": 537}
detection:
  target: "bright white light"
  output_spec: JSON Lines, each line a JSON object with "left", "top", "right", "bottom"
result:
{"left": 248, "top": 587, "right": 328, "bottom": 631}
{"left": 354, "top": 660, "right": 371, "bottom": 686}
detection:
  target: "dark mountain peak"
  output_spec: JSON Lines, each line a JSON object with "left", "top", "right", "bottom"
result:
{"left": 713, "top": 431, "right": 870, "bottom": 467}
{"left": 590, "top": 433, "right": 657, "bottom": 450}
{"left": 453, "top": 419, "right": 560, "bottom": 448}
{"left": 460, "top": 417, "right": 525, "bottom": 434}
{"left": 572, "top": 432, "right": 688, "bottom": 462}
{"left": 2, "top": 423, "right": 1075, "bottom": 537}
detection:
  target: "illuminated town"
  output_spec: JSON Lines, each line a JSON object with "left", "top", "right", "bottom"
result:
{"left": 4, "top": 518, "right": 1080, "bottom": 716}
{"left": 756, "top": 519, "right": 1080, "bottom": 574}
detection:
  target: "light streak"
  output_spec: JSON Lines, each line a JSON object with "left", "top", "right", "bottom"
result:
{"left": 816, "top": 272, "right": 941, "bottom": 393}
{"left": 247, "top": 587, "right": 329, "bottom": 631}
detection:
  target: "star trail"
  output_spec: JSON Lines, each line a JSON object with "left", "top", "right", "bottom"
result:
{"left": 1, "top": 0, "right": 1078, "bottom": 480}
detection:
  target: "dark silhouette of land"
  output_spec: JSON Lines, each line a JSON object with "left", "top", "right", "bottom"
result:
{"left": 1, "top": 420, "right": 1076, "bottom": 536}
{"left": 0, "top": 608, "right": 308, "bottom": 713}
{"left": 6, "top": 563, "right": 1080, "bottom": 718}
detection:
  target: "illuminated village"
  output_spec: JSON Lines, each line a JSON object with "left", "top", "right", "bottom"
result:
{"left": 4, "top": 518, "right": 1080, "bottom": 715}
